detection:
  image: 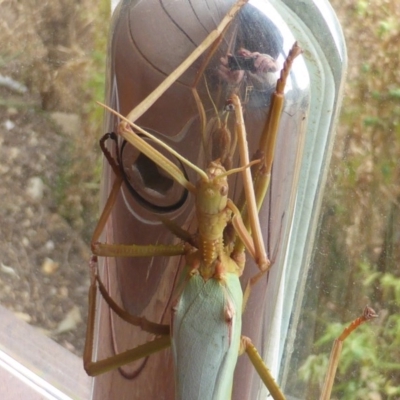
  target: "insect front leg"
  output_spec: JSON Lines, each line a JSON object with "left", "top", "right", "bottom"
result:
{"left": 232, "top": 43, "right": 303, "bottom": 298}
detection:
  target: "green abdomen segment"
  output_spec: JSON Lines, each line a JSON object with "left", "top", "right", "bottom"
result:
{"left": 171, "top": 274, "right": 243, "bottom": 400}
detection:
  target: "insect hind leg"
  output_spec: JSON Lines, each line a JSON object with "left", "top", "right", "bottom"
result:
{"left": 240, "top": 336, "right": 286, "bottom": 400}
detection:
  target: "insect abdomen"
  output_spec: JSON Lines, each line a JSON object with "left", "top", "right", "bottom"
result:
{"left": 171, "top": 274, "right": 243, "bottom": 400}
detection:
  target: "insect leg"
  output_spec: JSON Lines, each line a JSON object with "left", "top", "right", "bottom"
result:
{"left": 240, "top": 336, "right": 286, "bottom": 400}
{"left": 319, "top": 306, "right": 378, "bottom": 400}
{"left": 233, "top": 42, "right": 303, "bottom": 256}
{"left": 83, "top": 256, "right": 171, "bottom": 377}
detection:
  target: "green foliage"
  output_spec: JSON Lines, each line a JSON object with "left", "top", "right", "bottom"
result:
{"left": 298, "top": 0, "right": 400, "bottom": 397}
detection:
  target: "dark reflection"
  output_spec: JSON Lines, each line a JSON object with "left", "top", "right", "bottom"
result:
{"left": 120, "top": 139, "right": 188, "bottom": 212}
{"left": 134, "top": 152, "right": 174, "bottom": 195}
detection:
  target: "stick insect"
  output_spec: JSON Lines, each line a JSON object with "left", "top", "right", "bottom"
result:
{"left": 82, "top": 0, "right": 301, "bottom": 397}
{"left": 85, "top": 74, "right": 299, "bottom": 400}
{"left": 83, "top": 1, "right": 376, "bottom": 398}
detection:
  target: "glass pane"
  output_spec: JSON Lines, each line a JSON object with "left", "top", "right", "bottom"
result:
{"left": 91, "top": 1, "right": 345, "bottom": 399}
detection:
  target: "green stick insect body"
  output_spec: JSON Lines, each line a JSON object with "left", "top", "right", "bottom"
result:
{"left": 97, "top": 87, "right": 284, "bottom": 399}
{"left": 84, "top": 1, "right": 303, "bottom": 397}
{"left": 84, "top": 2, "right": 378, "bottom": 396}
{"left": 170, "top": 159, "right": 246, "bottom": 399}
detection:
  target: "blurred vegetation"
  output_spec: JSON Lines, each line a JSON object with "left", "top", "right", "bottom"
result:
{"left": 299, "top": 0, "right": 400, "bottom": 398}
{"left": 0, "top": 0, "right": 110, "bottom": 354}
{"left": 0, "top": 0, "right": 110, "bottom": 240}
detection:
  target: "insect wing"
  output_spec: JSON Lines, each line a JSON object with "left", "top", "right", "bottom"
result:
{"left": 172, "top": 274, "right": 243, "bottom": 400}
